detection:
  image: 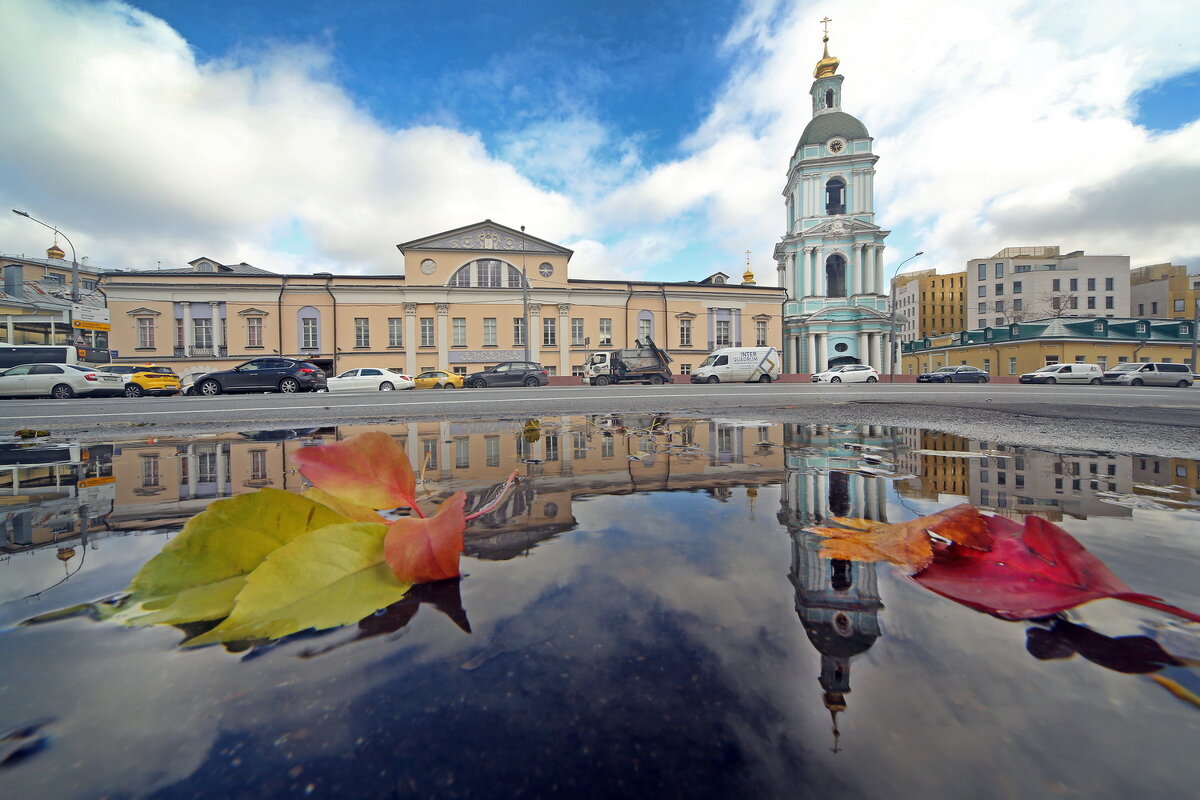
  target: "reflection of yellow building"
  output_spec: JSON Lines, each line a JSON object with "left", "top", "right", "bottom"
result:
{"left": 895, "top": 431, "right": 969, "bottom": 501}
{"left": 967, "top": 443, "right": 1133, "bottom": 522}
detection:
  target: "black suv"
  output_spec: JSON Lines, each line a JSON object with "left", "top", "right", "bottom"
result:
{"left": 465, "top": 361, "right": 550, "bottom": 388}
{"left": 194, "top": 358, "right": 328, "bottom": 395}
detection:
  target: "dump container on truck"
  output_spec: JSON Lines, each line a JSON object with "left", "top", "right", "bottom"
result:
{"left": 582, "top": 337, "right": 673, "bottom": 386}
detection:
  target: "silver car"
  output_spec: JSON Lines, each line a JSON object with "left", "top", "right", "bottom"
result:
{"left": 0, "top": 362, "right": 125, "bottom": 398}
{"left": 1102, "top": 362, "right": 1194, "bottom": 387}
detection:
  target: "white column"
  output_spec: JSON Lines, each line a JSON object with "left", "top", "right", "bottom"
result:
{"left": 877, "top": 478, "right": 888, "bottom": 523}
{"left": 806, "top": 334, "right": 817, "bottom": 374}
{"left": 216, "top": 443, "right": 228, "bottom": 496}
{"left": 874, "top": 246, "right": 886, "bottom": 294}
{"left": 529, "top": 305, "right": 541, "bottom": 362}
{"left": 180, "top": 302, "right": 193, "bottom": 355}
{"left": 406, "top": 426, "right": 419, "bottom": 471}
{"left": 185, "top": 444, "right": 197, "bottom": 498}
{"left": 439, "top": 420, "right": 452, "bottom": 480}
{"left": 876, "top": 334, "right": 887, "bottom": 371}
{"left": 404, "top": 303, "right": 417, "bottom": 374}
{"left": 436, "top": 303, "right": 449, "bottom": 370}
{"left": 209, "top": 302, "right": 223, "bottom": 354}
{"left": 559, "top": 303, "right": 570, "bottom": 374}
{"left": 866, "top": 168, "right": 875, "bottom": 213}
{"left": 817, "top": 334, "right": 828, "bottom": 372}
{"left": 815, "top": 251, "right": 826, "bottom": 296}
{"left": 858, "top": 332, "right": 869, "bottom": 364}
{"left": 786, "top": 252, "right": 796, "bottom": 298}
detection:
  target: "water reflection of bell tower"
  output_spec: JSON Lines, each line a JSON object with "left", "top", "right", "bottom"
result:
{"left": 790, "top": 532, "right": 883, "bottom": 750}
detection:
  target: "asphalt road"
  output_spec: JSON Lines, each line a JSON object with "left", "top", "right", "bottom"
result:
{"left": 2, "top": 382, "right": 1197, "bottom": 457}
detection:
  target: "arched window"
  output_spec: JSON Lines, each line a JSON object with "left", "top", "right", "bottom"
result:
{"left": 825, "top": 88, "right": 834, "bottom": 108}
{"left": 507, "top": 265, "right": 526, "bottom": 288}
{"left": 449, "top": 266, "right": 471, "bottom": 287}
{"left": 825, "top": 177, "right": 846, "bottom": 214}
{"left": 297, "top": 306, "right": 321, "bottom": 350}
{"left": 446, "top": 259, "right": 526, "bottom": 288}
{"left": 825, "top": 254, "right": 847, "bottom": 298}
{"left": 637, "top": 310, "right": 654, "bottom": 342}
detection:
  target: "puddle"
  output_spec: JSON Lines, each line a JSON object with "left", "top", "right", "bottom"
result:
{"left": 1, "top": 417, "right": 1198, "bottom": 798}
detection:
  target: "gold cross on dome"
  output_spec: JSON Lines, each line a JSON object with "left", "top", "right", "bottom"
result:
{"left": 745, "top": 250, "right": 752, "bottom": 267}
{"left": 820, "top": 16, "right": 832, "bottom": 35}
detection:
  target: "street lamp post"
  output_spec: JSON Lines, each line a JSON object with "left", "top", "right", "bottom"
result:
{"left": 520, "top": 225, "right": 530, "bottom": 363}
{"left": 886, "top": 250, "right": 924, "bottom": 381}
{"left": 12, "top": 209, "right": 81, "bottom": 303}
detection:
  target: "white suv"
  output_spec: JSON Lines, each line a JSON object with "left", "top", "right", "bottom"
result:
{"left": 1019, "top": 363, "right": 1103, "bottom": 385}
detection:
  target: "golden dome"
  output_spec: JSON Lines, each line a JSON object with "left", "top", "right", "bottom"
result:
{"left": 47, "top": 243, "right": 66, "bottom": 260}
{"left": 814, "top": 35, "right": 840, "bottom": 78}
{"left": 741, "top": 268, "right": 755, "bottom": 285}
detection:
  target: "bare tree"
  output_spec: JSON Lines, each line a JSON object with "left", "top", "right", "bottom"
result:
{"left": 1040, "top": 292, "right": 1079, "bottom": 318}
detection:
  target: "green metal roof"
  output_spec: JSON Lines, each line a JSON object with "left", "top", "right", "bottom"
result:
{"left": 798, "top": 112, "right": 870, "bottom": 146}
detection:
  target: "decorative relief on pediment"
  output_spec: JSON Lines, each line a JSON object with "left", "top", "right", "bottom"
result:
{"left": 418, "top": 227, "right": 560, "bottom": 253}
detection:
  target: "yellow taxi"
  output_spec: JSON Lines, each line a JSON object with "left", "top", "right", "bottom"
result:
{"left": 412, "top": 369, "right": 463, "bottom": 389}
{"left": 100, "top": 363, "right": 181, "bottom": 397}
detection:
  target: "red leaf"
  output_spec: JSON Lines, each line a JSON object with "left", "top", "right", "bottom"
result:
{"left": 913, "top": 513, "right": 1200, "bottom": 622}
{"left": 383, "top": 492, "right": 467, "bottom": 583}
{"left": 293, "top": 432, "right": 418, "bottom": 512}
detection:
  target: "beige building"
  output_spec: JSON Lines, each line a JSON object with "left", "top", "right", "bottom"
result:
{"left": 0, "top": 247, "right": 110, "bottom": 351}
{"left": 101, "top": 220, "right": 786, "bottom": 382}
{"left": 1130, "top": 263, "right": 1200, "bottom": 319}
{"left": 892, "top": 269, "right": 965, "bottom": 343}
{"left": 965, "top": 246, "right": 1130, "bottom": 330}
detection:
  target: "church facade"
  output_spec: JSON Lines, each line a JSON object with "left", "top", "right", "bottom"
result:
{"left": 774, "top": 31, "right": 892, "bottom": 374}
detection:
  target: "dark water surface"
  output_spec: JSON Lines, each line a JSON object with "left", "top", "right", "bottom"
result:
{"left": 1, "top": 417, "right": 1198, "bottom": 799}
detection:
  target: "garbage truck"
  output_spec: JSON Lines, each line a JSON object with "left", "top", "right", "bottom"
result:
{"left": 582, "top": 337, "right": 673, "bottom": 386}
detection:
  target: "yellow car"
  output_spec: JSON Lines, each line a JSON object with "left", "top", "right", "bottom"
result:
{"left": 100, "top": 363, "right": 181, "bottom": 397}
{"left": 412, "top": 369, "right": 463, "bottom": 389}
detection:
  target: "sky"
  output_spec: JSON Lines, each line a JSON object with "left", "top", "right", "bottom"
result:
{"left": 1, "top": 0, "right": 1198, "bottom": 285}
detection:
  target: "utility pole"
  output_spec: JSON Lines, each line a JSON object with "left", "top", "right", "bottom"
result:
{"left": 521, "top": 225, "right": 530, "bottom": 363}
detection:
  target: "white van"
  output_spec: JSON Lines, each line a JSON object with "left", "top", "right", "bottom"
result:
{"left": 690, "top": 347, "right": 782, "bottom": 384}
{"left": 1018, "top": 363, "right": 1103, "bottom": 385}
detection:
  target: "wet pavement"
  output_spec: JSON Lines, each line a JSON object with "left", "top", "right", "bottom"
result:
{"left": 1, "top": 416, "right": 1198, "bottom": 798}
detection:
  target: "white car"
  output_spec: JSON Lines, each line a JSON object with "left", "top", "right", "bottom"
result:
{"left": 811, "top": 364, "right": 880, "bottom": 384}
{"left": 325, "top": 367, "right": 414, "bottom": 392}
{"left": 0, "top": 362, "right": 125, "bottom": 399}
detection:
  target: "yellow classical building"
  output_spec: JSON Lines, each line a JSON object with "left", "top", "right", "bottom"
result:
{"left": 101, "top": 221, "right": 787, "bottom": 382}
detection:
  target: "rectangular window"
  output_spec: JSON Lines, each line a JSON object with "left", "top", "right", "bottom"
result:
{"left": 355, "top": 317, "right": 370, "bottom": 348}
{"left": 1173, "top": 299, "right": 1185, "bottom": 312}
{"left": 1151, "top": 302, "right": 1158, "bottom": 314}
{"left": 1105, "top": 296, "right": 1114, "bottom": 309}
{"left": 543, "top": 317, "right": 557, "bottom": 347}
{"left": 420, "top": 318, "right": 434, "bottom": 347}
{"left": 1087, "top": 278, "right": 1096, "bottom": 291}
{"left": 995, "top": 300, "right": 1005, "bottom": 312}
{"left": 995, "top": 284, "right": 1004, "bottom": 295}
{"left": 1105, "top": 277, "right": 1114, "bottom": 290}
{"left": 1013, "top": 299, "right": 1023, "bottom": 311}
{"left": 485, "top": 436, "right": 500, "bottom": 467}
{"left": 250, "top": 449, "right": 268, "bottom": 481}
{"left": 679, "top": 363, "right": 691, "bottom": 375}
{"left": 1087, "top": 296, "right": 1096, "bottom": 309}
{"left": 715, "top": 320, "right": 731, "bottom": 347}
{"left": 756, "top": 320, "right": 768, "bottom": 347}
{"left": 420, "top": 438, "right": 438, "bottom": 469}
{"left": 194, "top": 318, "right": 213, "bottom": 350}
{"left": 995, "top": 263, "right": 1004, "bottom": 278}
{"left": 1069, "top": 278, "right": 1078, "bottom": 291}
{"left": 246, "top": 317, "right": 263, "bottom": 348}
{"left": 1138, "top": 303, "right": 1145, "bottom": 315}
{"left": 1097, "top": 356, "right": 1108, "bottom": 370}
{"left": 301, "top": 317, "right": 318, "bottom": 349}
{"left": 483, "top": 317, "right": 497, "bottom": 346}
{"left": 452, "top": 317, "right": 467, "bottom": 347}
{"left": 1008, "top": 357, "right": 1017, "bottom": 374}
{"left": 571, "top": 318, "right": 585, "bottom": 346}
{"left": 1052, "top": 279, "right": 1061, "bottom": 292}
{"left": 514, "top": 318, "right": 526, "bottom": 346}
{"left": 599, "top": 318, "right": 612, "bottom": 347}
{"left": 978, "top": 286, "right": 987, "bottom": 297}
{"left": 1045, "top": 355, "right": 1059, "bottom": 365}
{"left": 977, "top": 263, "right": 987, "bottom": 280}
{"left": 544, "top": 434, "right": 560, "bottom": 463}
{"left": 388, "top": 317, "right": 403, "bottom": 347}
{"left": 601, "top": 437, "right": 614, "bottom": 459}
{"left": 679, "top": 318, "right": 693, "bottom": 347}
{"left": 573, "top": 432, "right": 588, "bottom": 460}
{"left": 477, "top": 260, "right": 501, "bottom": 287}
{"left": 1069, "top": 296, "right": 1078, "bottom": 309}
{"left": 454, "top": 438, "right": 469, "bottom": 469}
{"left": 140, "top": 455, "right": 160, "bottom": 487}
{"left": 978, "top": 302, "right": 986, "bottom": 313}
{"left": 637, "top": 317, "right": 652, "bottom": 341}
{"left": 137, "top": 317, "right": 155, "bottom": 348}
{"left": 1012, "top": 281, "right": 1022, "bottom": 294}
{"left": 1075, "top": 354, "right": 1086, "bottom": 362}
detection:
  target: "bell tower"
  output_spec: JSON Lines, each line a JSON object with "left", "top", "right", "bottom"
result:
{"left": 775, "top": 20, "right": 892, "bottom": 375}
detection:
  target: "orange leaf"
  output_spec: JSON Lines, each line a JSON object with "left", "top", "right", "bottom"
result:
{"left": 808, "top": 504, "right": 990, "bottom": 572}
{"left": 293, "top": 432, "right": 417, "bottom": 511}
{"left": 384, "top": 492, "right": 467, "bottom": 583}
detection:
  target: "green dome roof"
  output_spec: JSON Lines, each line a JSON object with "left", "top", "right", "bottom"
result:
{"left": 798, "top": 111, "right": 869, "bottom": 147}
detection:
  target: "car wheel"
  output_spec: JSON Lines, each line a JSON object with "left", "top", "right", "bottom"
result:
{"left": 1090, "top": 378, "right": 1101, "bottom": 385}
{"left": 706, "top": 375, "right": 720, "bottom": 384}
{"left": 469, "top": 379, "right": 486, "bottom": 389}
{"left": 595, "top": 375, "right": 610, "bottom": 386}
{"left": 866, "top": 375, "right": 878, "bottom": 383}
{"left": 51, "top": 383, "right": 75, "bottom": 399}
{"left": 124, "top": 383, "right": 144, "bottom": 397}
{"left": 1131, "top": 378, "right": 1144, "bottom": 386}
{"left": 524, "top": 376, "right": 540, "bottom": 387}
{"left": 279, "top": 377, "right": 301, "bottom": 393}
{"left": 199, "top": 379, "right": 221, "bottom": 396}
{"left": 379, "top": 382, "right": 394, "bottom": 391}
{"left": 441, "top": 382, "right": 456, "bottom": 389}
{"left": 831, "top": 376, "right": 841, "bottom": 383}
{"left": 1045, "top": 377, "right": 1056, "bottom": 384}
{"left": 648, "top": 375, "right": 665, "bottom": 385}
{"left": 758, "top": 374, "right": 772, "bottom": 383}
{"left": 1177, "top": 380, "right": 1191, "bottom": 388}
{"left": 978, "top": 376, "right": 988, "bottom": 383}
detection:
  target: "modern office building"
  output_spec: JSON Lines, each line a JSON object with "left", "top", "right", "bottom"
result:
{"left": 892, "top": 269, "right": 965, "bottom": 343}
{"left": 775, "top": 31, "right": 892, "bottom": 373}
{"left": 1130, "top": 263, "right": 1200, "bottom": 319}
{"left": 965, "top": 246, "right": 1130, "bottom": 330}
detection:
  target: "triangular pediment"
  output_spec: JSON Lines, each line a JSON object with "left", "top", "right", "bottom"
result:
{"left": 807, "top": 217, "right": 882, "bottom": 236}
{"left": 125, "top": 307, "right": 161, "bottom": 316}
{"left": 397, "top": 220, "right": 572, "bottom": 256}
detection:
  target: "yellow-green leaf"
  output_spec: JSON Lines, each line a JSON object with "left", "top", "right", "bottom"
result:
{"left": 112, "top": 489, "right": 349, "bottom": 627}
{"left": 185, "top": 522, "right": 411, "bottom": 647}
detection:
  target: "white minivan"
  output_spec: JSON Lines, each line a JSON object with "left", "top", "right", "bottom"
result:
{"left": 1018, "top": 363, "right": 1103, "bottom": 385}
{"left": 690, "top": 347, "right": 782, "bottom": 384}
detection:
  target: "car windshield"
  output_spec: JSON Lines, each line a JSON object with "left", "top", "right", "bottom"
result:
{"left": 1033, "top": 365, "right": 1062, "bottom": 372}
{"left": 1108, "top": 363, "right": 1141, "bottom": 371}
{"left": 934, "top": 367, "right": 955, "bottom": 373}
{"left": 67, "top": 365, "right": 95, "bottom": 373}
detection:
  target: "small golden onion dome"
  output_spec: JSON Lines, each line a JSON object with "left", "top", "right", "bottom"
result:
{"left": 742, "top": 269, "right": 755, "bottom": 285}
{"left": 57, "top": 547, "right": 77, "bottom": 562}
{"left": 814, "top": 35, "right": 840, "bottom": 78}
{"left": 47, "top": 243, "right": 66, "bottom": 260}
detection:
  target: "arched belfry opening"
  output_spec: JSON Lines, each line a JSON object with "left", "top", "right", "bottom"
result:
{"left": 825, "top": 254, "right": 847, "bottom": 298}
{"left": 825, "top": 177, "right": 845, "bottom": 215}
{"left": 825, "top": 88, "right": 834, "bottom": 108}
